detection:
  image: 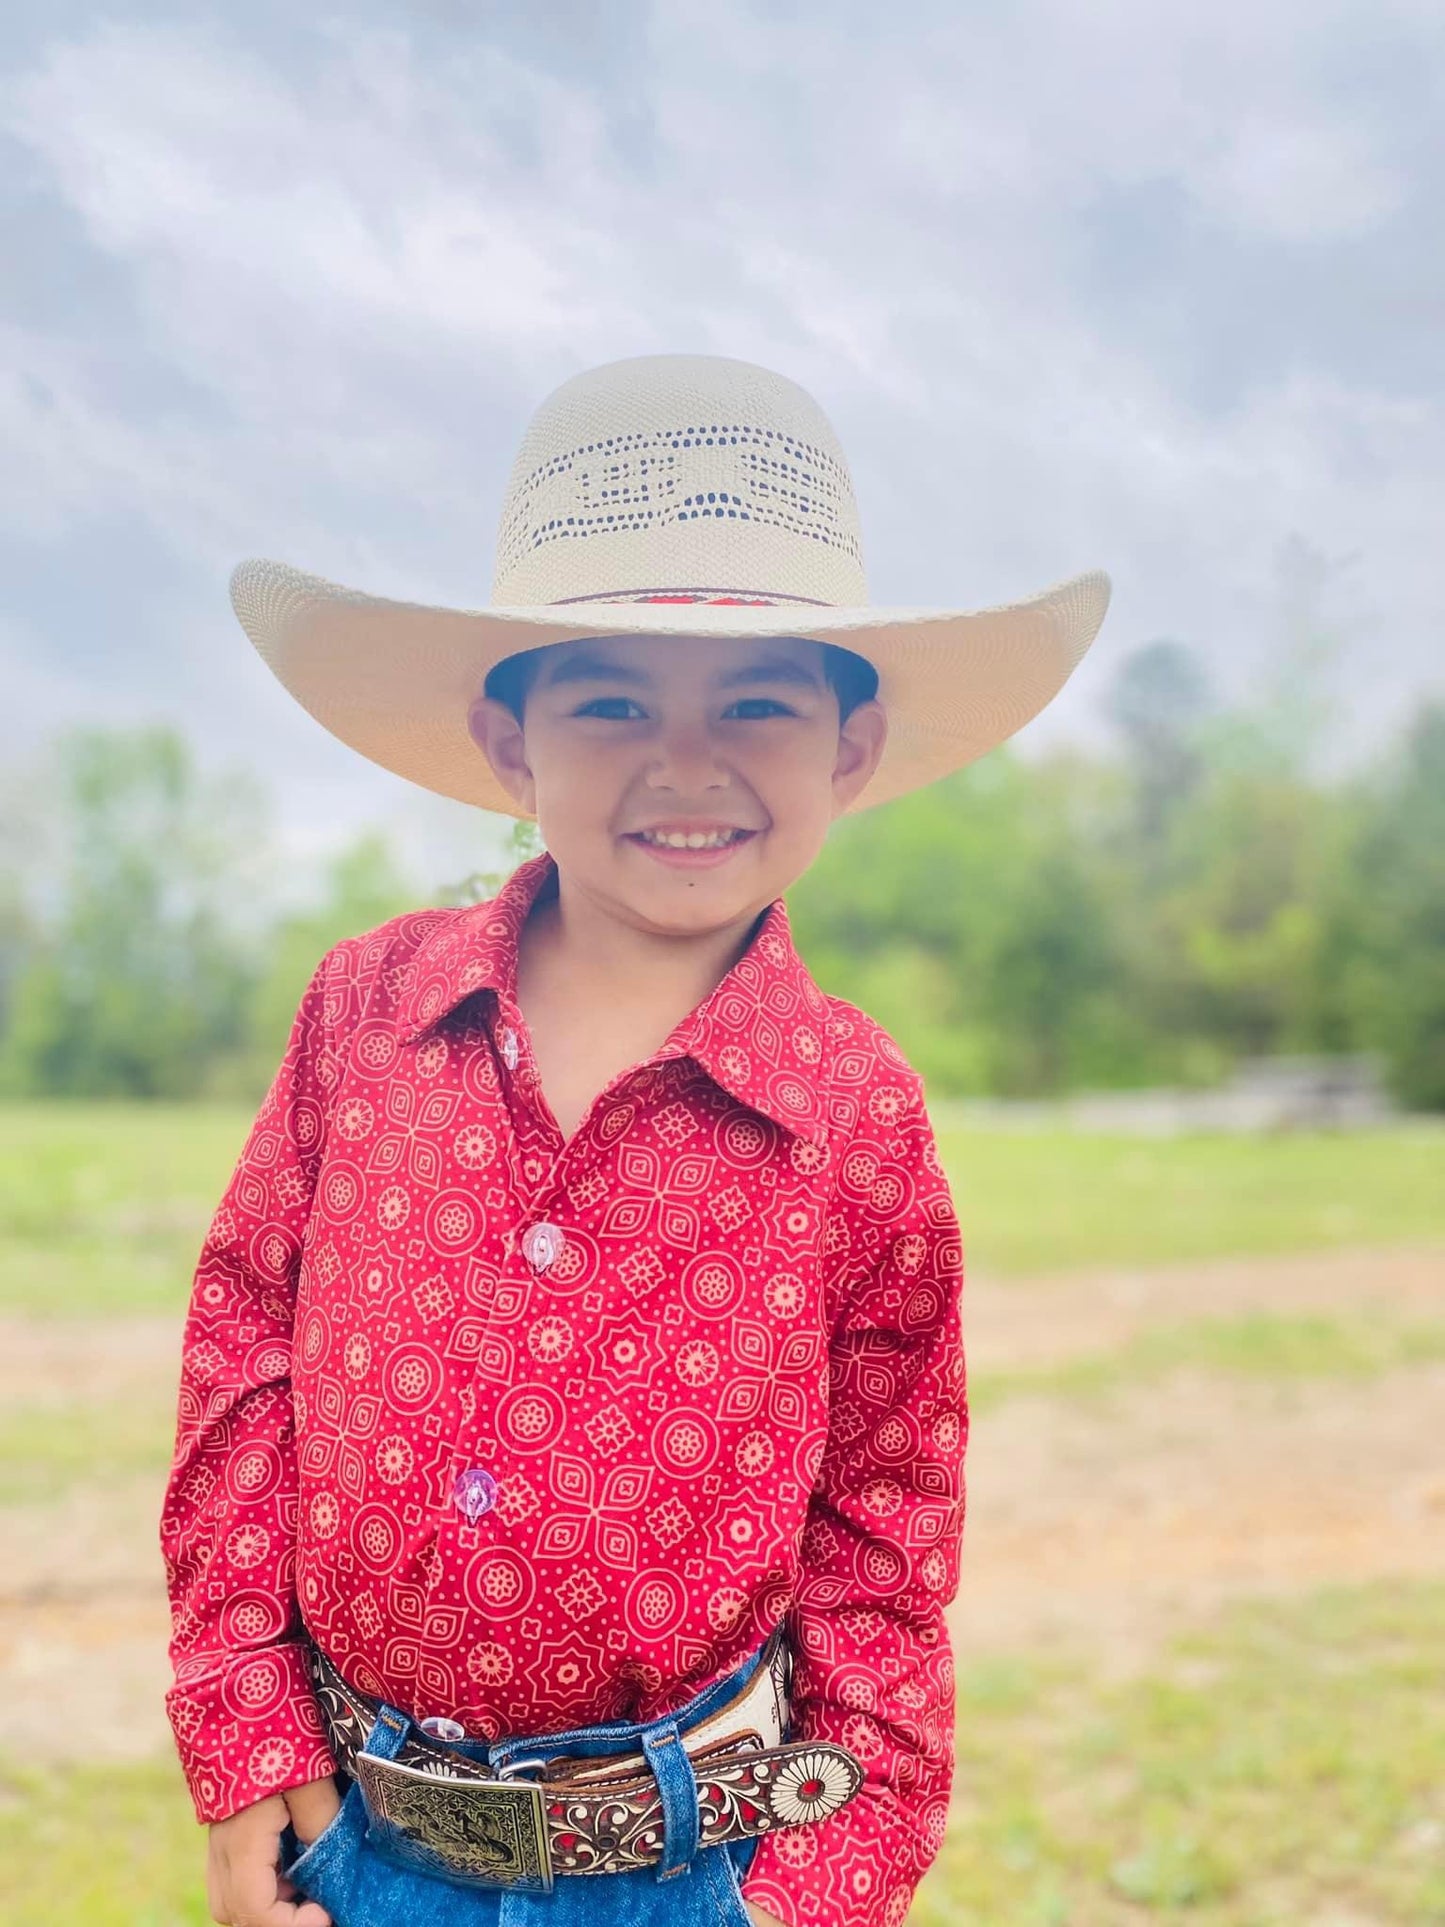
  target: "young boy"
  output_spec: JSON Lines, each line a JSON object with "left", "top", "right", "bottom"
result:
{"left": 161, "top": 354, "right": 1109, "bottom": 1927}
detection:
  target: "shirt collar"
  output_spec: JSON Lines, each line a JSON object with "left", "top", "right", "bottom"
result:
{"left": 398, "top": 850, "right": 832, "bottom": 1147}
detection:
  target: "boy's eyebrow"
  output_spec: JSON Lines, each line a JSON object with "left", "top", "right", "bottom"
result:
{"left": 539, "top": 647, "right": 824, "bottom": 693}
{"left": 716, "top": 656, "right": 825, "bottom": 691}
{"left": 542, "top": 651, "right": 650, "bottom": 688}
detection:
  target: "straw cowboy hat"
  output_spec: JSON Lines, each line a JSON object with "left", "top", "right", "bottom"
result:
{"left": 230, "top": 353, "right": 1111, "bottom": 819}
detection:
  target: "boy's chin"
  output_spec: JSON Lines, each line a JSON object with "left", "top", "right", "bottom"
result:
{"left": 606, "top": 853, "right": 777, "bottom": 927}
{"left": 620, "top": 875, "right": 764, "bottom": 924}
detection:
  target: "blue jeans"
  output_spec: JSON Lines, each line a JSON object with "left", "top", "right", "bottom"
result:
{"left": 282, "top": 1645, "right": 764, "bottom": 1925}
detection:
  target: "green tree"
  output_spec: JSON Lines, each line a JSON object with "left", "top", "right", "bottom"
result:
{"left": 1, "top": 728, "right": 261, "bottom": 1097}
{"left": 1106, "top": 638, "right": 1214, "bottom": 862}
{"left": 1103, "top": 635, "right": 1357, "bottom": 1080}
{"left": 1348, "top": 705, "right": 1445, "bottom": 1108}
{"left": 788, "top": 752, "right": 1131, "bottom": 1097}
{"left": 1141, "top": 750, "right": 1334, "bottom": 1059}
{"left": 232, "top": 832, "right": 419, "bottom": 1094}
{"left": 5, "top": 696, "right": 1442, "bottom": 1111}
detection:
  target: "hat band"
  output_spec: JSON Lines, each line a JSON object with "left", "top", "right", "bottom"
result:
{"left": 547, "top": 587, "right": 835, "bottom": 609}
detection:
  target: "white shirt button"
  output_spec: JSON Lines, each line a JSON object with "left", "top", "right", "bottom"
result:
{"left": 522, "top": 1221, "right": 565, "bottom": 1272}
{"left": 498, "top": 1025, "right": 519, "bottom": 1071}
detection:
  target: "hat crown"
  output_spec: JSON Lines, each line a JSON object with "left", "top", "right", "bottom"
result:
{"left": 491, "top": 354, "right": 868, "bottom": 610}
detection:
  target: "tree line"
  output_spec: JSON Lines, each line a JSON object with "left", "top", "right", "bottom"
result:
{"left": 2, "top": 639, "right": 1442, "bottom": 1109}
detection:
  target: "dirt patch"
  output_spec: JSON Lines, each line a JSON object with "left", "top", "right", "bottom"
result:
{"left": 1, "top": 1245, "right": 1442, "bottom": 1764}
{"left": 0, "top": 1475, "right": 174, "bottom": 1762}
{"left": 0, "top": 1315, "right": 179, "bottom": 1411}
{"left": 948, "top": 1364, "right": 1445, "bottom": 1673}
{"left": 944, "top": 1243, "right": 1445, "bottom": 1670}
{"left": 950, "top": 1245, "right": 1445, "bottom": 1669}
{"left": 962, "top": 1242, "right": 1445, "bottom": 1372}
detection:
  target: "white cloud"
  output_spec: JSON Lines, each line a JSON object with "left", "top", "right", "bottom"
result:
{"left": 0, "top": 319, "right": 263, "bottom": 556}
{"left": 1196, "top": 118, "right": 1406, "bottom": 241}
{"left": 0, "top": 0, "right": 1440, "bottom": 855}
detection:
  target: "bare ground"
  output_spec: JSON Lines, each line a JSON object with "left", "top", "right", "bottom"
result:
{"left": 1, "top": 1243, "right": 1442, "bottom": 1764}
{"left": 950, "top": 1242, "right": 1445, "bottom": 1666}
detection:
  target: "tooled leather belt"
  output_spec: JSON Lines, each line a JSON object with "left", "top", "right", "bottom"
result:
{"left": 308, "top": 1629, "right": 862, "bottom": 1889}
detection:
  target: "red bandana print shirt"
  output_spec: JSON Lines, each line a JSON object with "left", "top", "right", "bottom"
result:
{"left": 161, "top": 850, "right": 968, "bottom": 1927}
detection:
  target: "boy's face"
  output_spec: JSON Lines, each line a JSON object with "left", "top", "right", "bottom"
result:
{"left": 469, "top": 633, "right": 886, "bottom": 937}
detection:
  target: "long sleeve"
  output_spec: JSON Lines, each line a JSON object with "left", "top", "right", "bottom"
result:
{"left": 741, "top": 1078, "right": 968, "bottom": 1927}
{"left": 159, "top": 954, "right": 340, "bottom": 1824}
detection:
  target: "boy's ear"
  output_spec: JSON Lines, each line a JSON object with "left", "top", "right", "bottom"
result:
{"left": 468, "top": 695, "right": 538, "bottom": 815}
{"left": 831, "top": 697, "right": 888, "bottom": 816}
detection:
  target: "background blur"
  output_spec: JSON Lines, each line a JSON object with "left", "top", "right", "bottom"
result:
{"left": 2, "top": 3, "right": 1442, "bottom": 1924}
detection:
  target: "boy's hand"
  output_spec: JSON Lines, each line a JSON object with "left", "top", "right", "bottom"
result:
{"left": 207, "top": 1776, "right": 343, "bottom": 1927}
{"left": 746, "top": 1906, "right": 787, "bottom": 1926}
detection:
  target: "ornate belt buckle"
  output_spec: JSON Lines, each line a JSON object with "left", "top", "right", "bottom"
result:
{"left": 353, "top": 1753, "right": 554, "bottom": 1893}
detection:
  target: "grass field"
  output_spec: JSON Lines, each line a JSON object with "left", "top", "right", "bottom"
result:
{"left": 968, "top": 1306, "right": 1445, "bottom": 1411}
{"left": 934, "top": 1118, "right": 1445, "bottom": 1275}
{"left": 1, "top": 1102, "right": 1442, "bottom": 1925}
{"left": 913, "top": 1579, "right": 1445, "bottom": 1926}
{"left": 3, "top": 1102, "right": 1443, "bottom": 1316}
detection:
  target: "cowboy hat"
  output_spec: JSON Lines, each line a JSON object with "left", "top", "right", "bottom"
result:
{"left": 230, "top": 353, "right": 1111, "bottom": 819}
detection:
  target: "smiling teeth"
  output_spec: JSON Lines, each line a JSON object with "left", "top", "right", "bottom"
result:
{"left": 638, "top": 829, "right": 745, "bottom": 849}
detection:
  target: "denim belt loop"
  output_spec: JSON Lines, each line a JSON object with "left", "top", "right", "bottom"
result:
{"left": 640, "top": 1717, "right": 701, "bottom": 1880}
{"left": 362, "top": 1704, "right": 411, "bottom": 1762}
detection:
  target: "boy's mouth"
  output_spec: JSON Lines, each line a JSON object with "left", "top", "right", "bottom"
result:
{"left": 622, "top": 825, "right": 759, "bottom": 868}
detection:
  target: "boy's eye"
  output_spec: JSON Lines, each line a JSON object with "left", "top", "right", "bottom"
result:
{"left": 725, "top": 698, "right": 793, "bottom": 719}
{"left": 574, "top": 696, "right": 645, "bottom": 719}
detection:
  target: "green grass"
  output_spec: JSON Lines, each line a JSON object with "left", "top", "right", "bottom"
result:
{"left": 1, "top": 1581, "right": 1440, "bottom": 1925}
{"left": 0, "top": 1754, "right": 211, "bottom": 1927}
{"left": 970, "top": 1309, "right": 1445, "bottom": 1412}
{"left": 1, "top": 1105, "right": 1443, "bottom": 1318}
{"left": 0, "top": 1104, "right": 248, "bottom": 1317}
{"left": 911, "top": 1578, "right": 1445, "bottom": 1926}
{"left": 0, "top": 1395, "right": 175, "bottom": 1502}
{"left": 933, "top": 1121, "right": 1445, "bottom": 1275}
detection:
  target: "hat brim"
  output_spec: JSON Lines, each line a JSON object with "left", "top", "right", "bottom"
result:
{"left": 230, "top": 559, "right": 1111, "bottom": 818}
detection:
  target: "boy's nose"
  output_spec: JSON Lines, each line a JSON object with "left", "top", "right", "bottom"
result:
{"left": 643, "top": 724, "right": 732, "bottom": 790}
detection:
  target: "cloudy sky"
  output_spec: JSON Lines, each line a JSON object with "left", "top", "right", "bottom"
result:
{"left": 3, "top": 0, "right": 1442, "bottom": 882}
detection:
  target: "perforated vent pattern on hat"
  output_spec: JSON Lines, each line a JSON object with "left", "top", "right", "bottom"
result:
{"left": 496, "top": 423, "right": 858, "bottom": 569}
{"left": 489, "top": 358, "right": 869, "bottom": 608}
